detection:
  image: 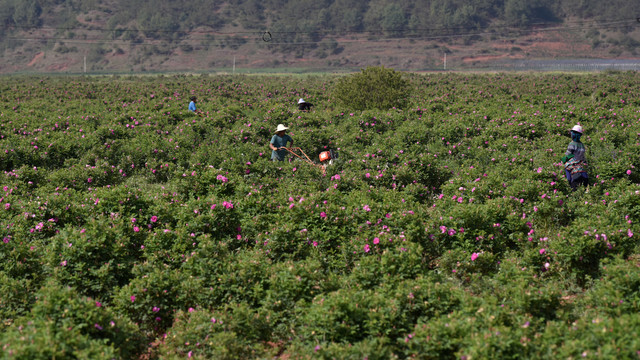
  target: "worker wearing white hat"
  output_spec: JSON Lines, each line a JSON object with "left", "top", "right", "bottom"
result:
{"left": 269, "top": 124, "right": 293, "bottom": 161}
{"left": 297, "top": 98, "right": 313, "bottom": 111}
{"left": 566, "top": 125, "right": 585, "bottom": 161}
{"left": 561, "top": 124, "right": 588, "bottom": 190}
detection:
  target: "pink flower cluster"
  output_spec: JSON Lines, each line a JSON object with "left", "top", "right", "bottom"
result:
{"left": 439, "top": 226, "right": 457, "bottom": 236}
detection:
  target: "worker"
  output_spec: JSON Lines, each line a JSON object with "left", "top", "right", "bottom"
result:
{"left": 562, "top": 124, "right": 588, "bottom": 190}
{"left": 297, "top": 98, "right": 313, "bottom": 111}
{"left": 188, "top": 96, "right": 198, "bottom": 112}
{"left": 269, "top": 124, "right": 293, "bottom": 161}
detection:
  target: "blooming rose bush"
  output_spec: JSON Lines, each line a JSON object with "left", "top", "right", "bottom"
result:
{"left": 1, "top": 73, "right": 640, "bottom": 358}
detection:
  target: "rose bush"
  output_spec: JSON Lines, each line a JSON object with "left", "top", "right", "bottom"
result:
{"left": 1, "top": 73, "right": 640, "bottom": 358}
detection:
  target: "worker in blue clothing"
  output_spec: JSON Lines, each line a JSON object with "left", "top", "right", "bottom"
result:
{"left": 188, "top": 96, "right": 198, "bottom": 112}
{"left": 269, "top": 124, "right": 294, "bottom": 161}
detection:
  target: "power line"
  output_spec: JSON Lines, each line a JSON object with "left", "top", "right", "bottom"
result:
{"left": 2, "top": 17, "right": 636, "bottom": 38}
{"left": 3, "top": 37, "right": 248, "bottom": 48}
{"left": 1, "top": 17, "right": 636, "bottom": 48}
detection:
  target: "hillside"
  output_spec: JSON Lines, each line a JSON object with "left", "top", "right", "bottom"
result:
{"left": 0, "top": 0, "right": 639, "bottom": 73}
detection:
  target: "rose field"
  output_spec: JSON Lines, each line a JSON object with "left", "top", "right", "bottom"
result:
{"left": 1, "top": 72, "right": 640, "bottom": 359}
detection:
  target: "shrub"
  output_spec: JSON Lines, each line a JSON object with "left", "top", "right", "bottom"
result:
{"left": 0, "top": 272, "right": 36, "bottom": 331}
{"left": 43, "top": 220, "right": 142, "bottom": 299}
{"left": 0, "top": 281, "right": 144, "bottom": 359}
{"left": 537, "top": 314, "right": 640, "bottom": 359}
{"left": 333, "top": 66, "right": 410, "bottom": 110}
{"left": 113, "top": 264, "right": 202, "bottom": 335}
{"left": 287, "top": 337, "right": 394, "bottom": 360}
{"left": 157, "top": 306, "right": 275, "bottom": 359}
{"left": 574, "top": 256, "right": 640, "bottom": 317}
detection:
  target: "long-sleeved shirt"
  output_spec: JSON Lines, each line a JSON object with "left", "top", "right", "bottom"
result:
{"left": 565, "top": 141, "right": 585, "bottom": 162}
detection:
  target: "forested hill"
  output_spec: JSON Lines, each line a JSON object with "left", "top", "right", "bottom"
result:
{"left": 1, "top": 0, "right": 639, "bottom": 73}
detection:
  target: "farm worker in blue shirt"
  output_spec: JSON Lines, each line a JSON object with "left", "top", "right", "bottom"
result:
{"left": 562, "top": 124, "right": 588, "bottom": 191}
{"left": 269, "top": 124, "right": 293, "bottom": 161}
{"left": 188, "top": 96, "right": 197, "bottom": 112}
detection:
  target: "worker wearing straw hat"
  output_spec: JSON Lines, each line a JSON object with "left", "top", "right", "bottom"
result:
{"left": 270, "top": 124, "right": 294, "bottom": 161}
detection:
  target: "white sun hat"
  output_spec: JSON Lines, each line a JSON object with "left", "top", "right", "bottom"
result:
{"left": 275, "top": 124, "right": 289, "bottom": 132}
{"left": 298, "top": 98, "right": 305, "bottom": 104}
{"left": 571, "top": 125, "right": 583, "bottom": 133}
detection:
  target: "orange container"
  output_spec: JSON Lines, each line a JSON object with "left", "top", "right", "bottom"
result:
{"left": 319, "top": 151, "right": 331, "bottom": 162}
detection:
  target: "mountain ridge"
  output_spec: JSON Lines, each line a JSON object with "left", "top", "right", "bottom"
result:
{"left": 1, "top": 0, "right": 638, "bottom": 73}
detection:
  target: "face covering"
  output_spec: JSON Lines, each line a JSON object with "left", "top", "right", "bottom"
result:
{"left": 571, "top": 131, "right": 582, "bottom": 142}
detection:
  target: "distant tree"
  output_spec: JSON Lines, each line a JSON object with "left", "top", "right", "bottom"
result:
{"left": 67, "top": 0, "right": 98, "bottom": 12}
{"left": 473, "top": 0, "right": 504, "bottom": 19}
{"left": 428, "top": 0, "right": 456, "bottom": 29}
{"left": 0, "top": 0, "right": 17, "bottom": 28}
{"left": 504, "top": 0, "right": 533, "bottom": 26}
{"left": 138, "top": 11, "right": 179, "bottom": 40}
{"left": 381, "top": 4, "right": 407, "bottom": 37}
{"left": 452, "top": 4, "right": 479, "bottom": 30}
{"left": 363, "top": 0, "right": 385, "bottom": 33}
{"left": 238, "top": 0, "right": 264, "bottom": 29}
{"left": 330, "top": 0, "right": 367, "bottom": 32}
{"left": 13, "top": 0, "right": 41, "bottom": 27}
{"left": 317, "top": 8, "right": 331, "bottom": 30}
{"left": 340, "top": 8, "right": 364, "bottom": 32}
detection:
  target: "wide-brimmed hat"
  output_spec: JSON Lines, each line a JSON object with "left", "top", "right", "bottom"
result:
{"left": 571, "top": 125, "right": 583, "bottom": 134}
{"left": 298, "top": 98, "right": 305, "bottom": 104}
{"left": 275, "top": 124, "right": 289, "bottom": 132}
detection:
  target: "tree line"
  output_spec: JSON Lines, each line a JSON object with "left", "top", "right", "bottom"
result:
{"left": 0, "top": 0, "right": 637, "bottom": 51}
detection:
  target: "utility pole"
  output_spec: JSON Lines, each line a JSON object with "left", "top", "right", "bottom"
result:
{"left": 84, "top": 55, "right": 87, "bottom": 73}
{"left": 233, "top": 56, "right": 236, "bottom": 75}
{"left": 444, "top": 53, "right": 446, "bottom": 70}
